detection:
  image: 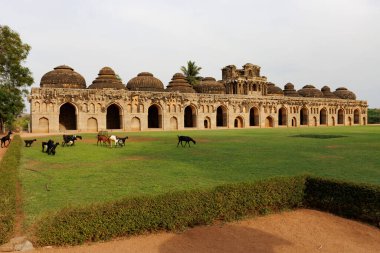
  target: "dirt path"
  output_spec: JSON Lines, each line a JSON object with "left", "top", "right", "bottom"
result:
{"left": 32, "top": 209, "right": 380, "bottom": 253}
{"left": 3, "top": 135, "right": 380, "bottom": 253}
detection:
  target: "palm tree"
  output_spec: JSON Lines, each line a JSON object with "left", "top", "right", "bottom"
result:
{"left": 181, "top": 61, "right": 202, "bottom": 86}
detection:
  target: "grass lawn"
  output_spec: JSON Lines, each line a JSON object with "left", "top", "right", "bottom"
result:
{"left": 20, "top": 126, "right": 380, "bottom": 225}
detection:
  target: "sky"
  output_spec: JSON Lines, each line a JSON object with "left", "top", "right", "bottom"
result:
{"left": 1, "top": 0, "right": 379, "bottom": 109}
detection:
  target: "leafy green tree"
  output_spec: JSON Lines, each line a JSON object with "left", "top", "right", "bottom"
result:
{"left": 368, "top": 108, "right": 380, "bottom": 124}
{"left": 181, "top": 61, "right": 202, "bottom": 86}
{"left": 0, "top": 25, "right": 33, "bottom": 132}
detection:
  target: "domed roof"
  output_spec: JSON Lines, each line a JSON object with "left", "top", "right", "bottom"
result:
{"left": 321, "top": 86, "right": 338, "bottom": 98}
{"left": 88, "top": 67, "right": 125, "bottom": 89}
{"left": 283, "top": 82, "right": 300, "bottom": 97}
{"left": 266, "top": 82, "right": 284, "bottom": 95}
{"left": 297, "top": 85, "right": 324, "bottom": 98}
{"left": 166, "top": 73, "right": 196, "bottom": 93}
{"left": 333, "top": 87, "right": 356, "bottom": 100}
{"left": 126, "top": 72, "right": 164, "bottom": 92}
{"left": 194, "top": 77, "right": 225, "bottom": 94}
{"left": 40, "top": 65, "right": 86, "bottom": 89}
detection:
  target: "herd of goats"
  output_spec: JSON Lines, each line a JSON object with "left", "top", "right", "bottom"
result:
{"left": 0, "top": 131, "right": 197, "bottom": 156}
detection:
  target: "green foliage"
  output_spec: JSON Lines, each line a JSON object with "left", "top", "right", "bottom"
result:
{"left": 12, "top": 114, "right": 30, "bottom": 132}
{"left": 368, "top": 108, "right": 380, "bottom": 124}
{"left": 34, "top": 176, "right": 306, "bottom": 246}
{"left": 304, "top": 177, "right": 380, "bottom": 227}
{"left": 0, "top": 25, "right": 33, "bottom": 132}
{"left": 180, "top": 60, "right": 202, "bottom": 85}
{"left": 0, "top": 135, "right": 22, "bottom": 244}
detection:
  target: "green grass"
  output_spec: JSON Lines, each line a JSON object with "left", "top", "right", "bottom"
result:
{"left": 20, "top": 126, "right": 380, "bottom": 225}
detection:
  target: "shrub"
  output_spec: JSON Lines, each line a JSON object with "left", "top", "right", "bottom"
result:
{"left": 35, "top": 176, "right": 306, "bottom": 246}
{"left": 0, "top": 135, "right": 22, "bottom": 244}
{"left": 304, "top": 177, "right": 380, "bottom": 227}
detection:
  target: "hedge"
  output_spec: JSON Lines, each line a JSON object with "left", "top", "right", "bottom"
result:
{"left": 34, "top": 176, "right": 306, "bottom": 246}
{"left": 0, "top": 135, "right": 22, "bottom": 244}
{"left": 304, "top": 176, "right": 380, "bottom": 227}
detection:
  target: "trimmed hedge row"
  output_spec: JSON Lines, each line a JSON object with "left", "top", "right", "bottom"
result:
{"left": 0, "top": 135, "right": 22, "bottom": 244}
{"left": 304, "top": 176, "right": 380, "bottom": 227}
{"left": 35, "top": 176, "right": 306, "bottom": 246}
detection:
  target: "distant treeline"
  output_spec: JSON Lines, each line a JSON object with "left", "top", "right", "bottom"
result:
{"left": 368, "top": 108, "right": 380, "bottom": 124}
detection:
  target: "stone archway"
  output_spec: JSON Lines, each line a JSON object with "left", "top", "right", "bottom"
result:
{"left": 300, "top": 107, "right": 308, "bottom": 126}
{"left": 320, "top": 108, "right": 327, "bottom": 125}
{"left": 87, "top": 117, "right": 98, "bottom": 132}
{"left": 249, "top": 107, "right": 259, "bottom": 126}
{"left": 184, "top": 105, "right": 196, "bottom": 128}
{"left": 131, "top": 117, "right": 141, "bottom": 131}
{"left": 148, "top": 104, "right": 162, "bottom": 128}
{"left": 234, "top": 116, "right": 243, "bottom": 128}
{"left": 204, "top": 117, "right": 211, "bottom": 129}
{"left": 291, "top": 117, "right": 297, "bottom": 127}
{"left": 265, "top": 116, "right": 274, "bottom": 127}
{"left": 107, "top": 104, "right": 122, "bottom": 129}
{"left": 38, "top": 117, "right": 49, "bottom": 133}
{"left": 59, "top": 103, "right": 77, "bottom": 131}
{"left": 278, "top": 107, "right": 287, "bottom": 126}
{"left": 313, "top": 116, "right": 317, "bottom": 126}
{"left": 338, "top": 109, "right": 344, "bottom": 124}
{"left": 216, "top": 106, "right": 227, "bottom": 127}
{"left": 170, "top": 117, "right": 178, "bottom": 130}
{"left": 354, "top": 109, "right": 360, "bottom": 124}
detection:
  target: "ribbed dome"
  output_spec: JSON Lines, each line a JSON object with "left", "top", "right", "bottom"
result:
{"left": 333, "top": 87, "right": 356, "bottom": 100}
{"left": 267, "top": 82, "right": 284, "bottom": 95}
{"left": 126, "top": 72, "right": 164, "bottom": 92}
{"left": 194, "top": 77, "right": 225, "bottom": 94}
{"left": 166, "top": 73, "right": 196, "bottom": 93}
{"left": 297, "top": 85, "right": 324, "bottom": 98}
{"left": 40, "top": 65, "right": 86, "bottom": 89}
{"left": 283, "top": 82, "right": 300, "bottom": 97}
{"left": 88, "top": 67, "right": 125, "bottom": 89}
{"left": 321, "top": 86, "right": 337, "bottom": 98}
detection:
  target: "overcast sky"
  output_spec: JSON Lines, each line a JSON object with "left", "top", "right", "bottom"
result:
{"left": 1, "top": 0, "right": 379, "bottom": 109}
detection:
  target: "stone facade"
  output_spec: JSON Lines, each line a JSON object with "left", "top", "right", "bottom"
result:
{"left": 28, "top": 63, "right": 368, "bottom": 133}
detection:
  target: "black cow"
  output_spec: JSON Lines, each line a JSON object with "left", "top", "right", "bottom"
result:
{"left": 177, "top": 135, "right": 196, "bottom": 147}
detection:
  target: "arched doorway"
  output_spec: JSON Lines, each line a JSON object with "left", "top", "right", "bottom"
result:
{"left": 300, "top": 107, "right": 308, "bottom": 126}
{"left": 313, "top": 117, "right": 317, "bottom": 126}
{"left": 234, "top": 116, "right": 243, "bottom": 128}
{"left": 38, "top": 117, "right": 49, "bottom": 133}
{"left": 170, "top": 117, "right": 178, "bottom": 130}
{"left": 107, "top": 104, "right": 122, "bottom": 129}
{"left": 184, "top": 105, "right": 196, "bottom": 128}
{"left": 249, "top": 107, "right": 259, "bottom": 126}
{"left": 320, "top": 108, "right": 327, "bottom": 125}
{"left": 87, "top": 118, "right": 98, "bottom": 132}
{"left": 216, "top": 106, "right": 227, "bottom": 127}
{"left": 131, "top": 117, "right": 141, "bottom": 131}
{"left": 354, "top": 109, "right": 360, "bottom": 124}
{"left": 278, "top": 107, "right": 287, "bottom": 126}
{"left": 265, "top": 116, "right": 274, "bottom": 127}
{"left": 348, "top": 117, "right": 352, "bottom": 126}
{"left": 363, "top": 117, "right": 366, "bottom": 125}
{"left": 332, "top": 116, "right": 336, "bottom": 126}
{"left": 291, "top": 117, "right": 297, "bottom": 127}
{"left": 338, "top": 109, "right": 344, "bottom": 124}
{"left": 59, "top": 103, "right": 76, "bottom": 131}
{"left": 204, "top": 117, "right": 211, "bottom": 129}
{"left": 148, "top": 104, "right": 162, "bottom": 128}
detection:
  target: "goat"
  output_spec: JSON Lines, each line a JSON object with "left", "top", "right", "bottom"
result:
{"left": 116, "top": 136, "right": 128, "bottom": 146}
{"left": 47, "top": 142, "right": 60, "bottom": 155}
{"left": 24, "top": 139, "right": 37, "bottom": 147}
{"left": 1, "top": 131, "right": 13, "bottom": 148}
{"left": 97, "top": 135, "right": 110, "bottom": 146}
{"left": 42, "top": 140, "right": 53, "bottom": 152}
{"left": 177, "top": 135, "right": 196, "bottom": 147}
{"left": 62, "top": 135, "right": 82, "bottom": 147}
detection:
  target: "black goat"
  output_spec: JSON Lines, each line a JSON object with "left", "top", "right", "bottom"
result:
{"left": 24, "top": 139, "right": 37, "bottom": 147}
{"left": 42, "top": 140, "right": 53, "bottom": 152}
{"left": 116, "top": 136, "right": 128, "bottom": 146}
{"left": 62, "top": 135, "right": 82, "bottom": 147}
{"left": 177, "top": 135, "right": 196, "bottom": 147}
{"left": 1, "top": 131, "right": 13, "bottom": 148}
{"left": 46, "top": 140, "right": 59, "bottom": 155}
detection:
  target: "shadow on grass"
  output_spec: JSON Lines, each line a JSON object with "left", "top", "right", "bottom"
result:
{"left": 290, "top": 134, "right": 347, "bottom": 139}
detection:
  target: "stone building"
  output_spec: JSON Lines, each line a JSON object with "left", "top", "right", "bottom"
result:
{"left": 28, "top": 63, "right": 367, "bottom": 133}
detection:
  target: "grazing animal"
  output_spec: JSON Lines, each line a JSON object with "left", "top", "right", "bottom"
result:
{"left": 116, "top": 136, "right": 128, "bottom": 146}
{"left": 1, "top": 131, "right": 13, "bottom": 148}
{"left": 42, "top": 139, "right": 53, "bottom": 153}
{"left": 24, "top": 139, "right": 37, "bottom": 147}
{"left": 97, "top": 135, "right": 110, "bottom": 146}
{"left": 177, "top": 135, "right": 196, "bottom": 147}
{"left": 47, "top": 142, "right": 60, "bottom": 155}
{"left": 109, "top": 135, "right": 120, "bottom": 147}
{"left": 62, "top": 135, "right": 82, "bottom": 147}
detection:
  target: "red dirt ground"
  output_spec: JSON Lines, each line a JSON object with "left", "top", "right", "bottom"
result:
{"left": 2, "top": 134, "right": 380, "bottom": 252}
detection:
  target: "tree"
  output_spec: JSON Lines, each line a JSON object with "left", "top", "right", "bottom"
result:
{"left": 368, "top": 108, "right": 380, "bottom": 124}
{"left": 0, "top": 25, "right": 33, "bottom": 132}
{"left": 181, "top": 61, "right": 202, "bottom": 86}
